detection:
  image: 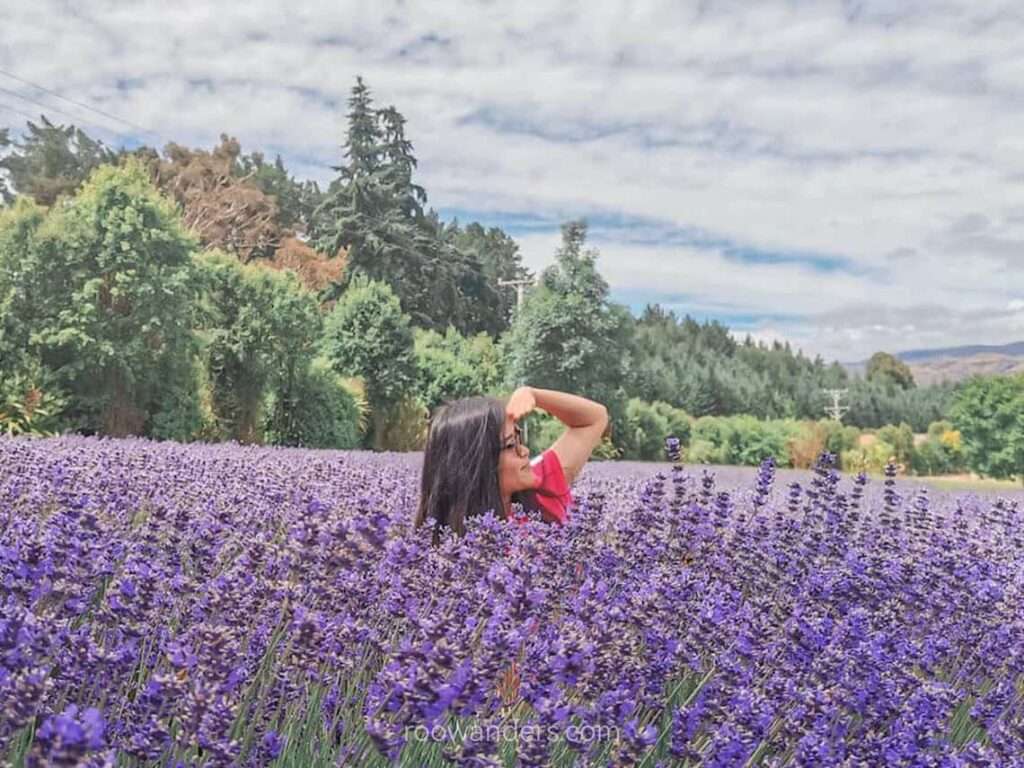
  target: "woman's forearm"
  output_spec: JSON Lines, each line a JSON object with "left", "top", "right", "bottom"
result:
{"left": 530, "top": 387, "right": 608, "bottom": 429}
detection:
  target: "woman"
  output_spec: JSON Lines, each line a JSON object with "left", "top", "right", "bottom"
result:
{"left": 415, "top": 386, "right": 609, "bottom": 541}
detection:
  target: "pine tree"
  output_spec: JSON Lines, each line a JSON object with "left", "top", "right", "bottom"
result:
{"left": 313, "top": 78, "right": 425, "bottom": 306}
{"left": 0, "top": 116, "right": 116, "bottom": 205}
{"left": 377, "top": 105, "right": 426, "bottom": 218}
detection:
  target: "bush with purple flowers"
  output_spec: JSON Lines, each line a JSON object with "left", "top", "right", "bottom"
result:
{"left": 1, "top": 435, "right": 1023, "bottom": 766}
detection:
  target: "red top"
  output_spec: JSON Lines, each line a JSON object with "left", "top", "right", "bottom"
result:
{"left": 507, "top": 449, "right": 572, "bottom": 526}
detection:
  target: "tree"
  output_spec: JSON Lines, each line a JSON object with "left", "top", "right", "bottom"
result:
{"left": 866, "top": 351, "right": 916, "bottom": 390}
{"left": 0, "top": 161, "right": 200, "bottom": 435}
{"left": 313, "top": 78, "right": 447, "bottom": 327}
{"left": 876, "top": 422, "right": 915, "bottom": 465}
{"left": 501, "top": 220, "right": 631, "bottom": 441}
{"left": 147, "top": 135, "right": 282, "bottom": 263}
{"left": 376, "top": 105, "right": 427, "bottom": 219}
{"left": 949, "top": 374, "right": 1024, "bottom": 483}
{"left": 237, "top": 151, "right": 322, "bottom": 234}
{"left": 265, "top": 236, "right": 347, "bottom": 297}
{"left": 194, "top": 250, "right": 322, "bottom": 443}
{"left": 0, "top": 128, "right": 11, "bottom": 205}
{"left": 320, "top": 275, "right": 415, "bottom": 449}
{"left": 412, "top": 326, "right": 503, "bottom": 413}
{"left": 621, "top": 399, "right": 692, "bottom": 461}
{"left": 0, "top": 116, "right": 117, "bottom": 205}
{"left": 452, "top": 221, "right": 532, "bottom": 337}
{"left": 313, "top": 77, "right": 399, "bottom": 284}
{"left": 262, "top": 357, "right": 361, "bottom": 449}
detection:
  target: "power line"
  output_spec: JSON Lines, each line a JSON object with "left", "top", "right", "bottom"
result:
{"left": 0, "top": 68, "right": 153, "bottom": 136}
{"left": 0, "top": 85, "right": 91, "bottom": 125}
{"left": 0, "top": 83, "right": 161, "bottom": 150}
{"left": 0, "top": 100, "right": 39, "bottom": 125}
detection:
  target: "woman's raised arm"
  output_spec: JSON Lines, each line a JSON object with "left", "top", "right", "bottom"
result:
{"left": 507, "top": 386, "right": 609, "bottom": 485}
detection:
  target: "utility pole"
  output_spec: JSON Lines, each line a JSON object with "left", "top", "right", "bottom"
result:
{"left": 498, "top": 276, "right": 536, "bottom": 445}
{"left": 498, "top": 277, "right": 534, "bottom": 313}
{"left": 823, "top": 388, "right": 849, "bottom": 422}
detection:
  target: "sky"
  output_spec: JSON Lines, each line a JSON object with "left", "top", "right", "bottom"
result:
{"left": 2, "top": 0, "right": 1023, "bottom": 363}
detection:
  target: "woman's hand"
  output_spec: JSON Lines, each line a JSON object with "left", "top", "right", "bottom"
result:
{"left": 505, "top": 386, "right": 536, "bottom": 423}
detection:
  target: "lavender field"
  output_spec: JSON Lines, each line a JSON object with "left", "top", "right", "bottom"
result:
{"left": 2, "top": 436, "right": 1023, "bottom": 767}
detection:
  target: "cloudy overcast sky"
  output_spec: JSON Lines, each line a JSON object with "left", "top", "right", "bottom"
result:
{"left": 3, "top": 0, "right": 1023, "bottom": 363}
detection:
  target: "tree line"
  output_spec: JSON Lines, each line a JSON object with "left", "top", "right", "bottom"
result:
{"left": 0, "top": 77, "right": 976, "bottom": 467}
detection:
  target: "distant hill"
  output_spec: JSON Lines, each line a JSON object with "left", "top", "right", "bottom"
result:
{"left": 843, "top": 340, "right": 1024, "bottom": 386}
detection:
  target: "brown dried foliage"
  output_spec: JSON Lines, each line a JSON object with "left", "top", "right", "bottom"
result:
{"left": 265, "top": 236, "right": 347, "bottom": 295}
{"left": 147, "top": 135, "right": 281, "bottom": 262}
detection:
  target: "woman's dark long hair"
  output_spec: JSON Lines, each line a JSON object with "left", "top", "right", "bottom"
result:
{"left": 415, "top": 395, "right": 550, "bottom": 543}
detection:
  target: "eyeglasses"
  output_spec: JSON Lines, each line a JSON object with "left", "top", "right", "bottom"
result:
{"left": 501, "top": 423, "right": 525, "bottom": 452}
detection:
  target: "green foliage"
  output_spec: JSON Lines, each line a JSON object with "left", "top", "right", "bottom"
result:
{"left": 0, "top": 353, "right": 67, "bottom": 436}
{"left": 842, "top": 439, "right": 898, "bottom": 475}
{"left": 687, "top": 438, "right": 722, "bottom": 465}
{"left": 726, "top": 416, "right": 801, "bottom": 467}
{"left": 866, "top": 351, "right": 916, "bottom": 390}
{"left": 621, "top": 399, "right": 693, "bottom": 461}
{"left": 843, "top": 377, "right": 953, "bottom": 430}
{"left": 0, "top": 109, "right": 980, "bottom": 458}
{"left": 501, "top": 220, "right": 632, "bottom": 442}
{"left": 262, "top": 357, "right": 361, "bottom": 449}
{"left": 689, "top": 415, "right": 801, "bottom": 467}
{"left": 378, "top": 395, "right": 429, "bottom": 452}
{"left": 628, "top": 304, "right": 847, "bottom": 420}
{"left": 876, "top": 422, "right": 915, "bottom": 465}
{"left": 450, "top": 221, "right": 531, "bottom": 337}
{"left": 0, "top": 197, "right": 47, "bottom": 361}
{"left": 0, "top": 116, "right": 117, "bottom": 205}
{"left": 413, "top": 326, "right": 503, "bottom": 413}
{"left": 949, "top": 374, "right": 1024, "bottom": 482}
{"left": 911, "top": 422, "right": 966, "bottom": 476}
{"left": 194, "top": 250, "right": 322, "bottom": 443}
{"left": 237, "top": 151, "right": 322, "bottom": 234}
{"left": 321, "top": 275, "right": 414, "bottom": 448}
{"left": 146, "top": 348, "right": 211, "bottom": 443}
{"left": 0, "top": 161, "right": 199, "bottom": 436}
{"left": 313, "top": 79, "right": 429, "bottom": 313}
{"left": 692, "top": 416, "right": 728, "bottom": 451}
{"left": 524, "top": 410, "right": 567, "bottom": 456}
{"left": 312, "top": 80, "right": 506, "bottom": 337}
{"left": 821, "top": 420, "right": 861, "bottom": 457}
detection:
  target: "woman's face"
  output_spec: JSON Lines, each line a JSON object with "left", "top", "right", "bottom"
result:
{"left": 498, "top": 416, "right": 534, "bottom": 497}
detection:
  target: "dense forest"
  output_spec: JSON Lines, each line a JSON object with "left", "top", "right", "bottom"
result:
{"left": 0, "top": 77, "right": 963, "bottom": 470}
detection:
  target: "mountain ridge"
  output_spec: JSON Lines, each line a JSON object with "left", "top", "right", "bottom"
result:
{"left": 841, "top": 340, "right": 1024, "bottom": 386}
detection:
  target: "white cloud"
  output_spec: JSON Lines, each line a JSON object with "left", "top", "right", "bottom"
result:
{"left": 2, "top": 0, "right": 1023, "bottom": 361}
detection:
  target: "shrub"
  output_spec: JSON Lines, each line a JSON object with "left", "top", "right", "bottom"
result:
{"left": 842, "top": 439, "right": 897, "bottom": 475}
{"left": 0, "top": 356, "right": 67, "bottom": 437}
{"left": 262, "top": 358, "right": 361, "bottom": 449}
{"left": 876, "top": 422, "right": 914, "bottom": 466}
{"left": 413, "top": 327, "right": 502, "bottom": 414}
{"left": 591, "top": 436, "right": 622, "bottom": 461}
{"left": 379, "top": 396, "right": 429, "bottom": 452}
{"left": 788, "top": 420, "right": 861, "bottom": 470}
{"left": 622, "top": 399, "right": 670, "bottom": 461}
{"left": 686, "top": 438, "right": 723, "bottom": 465}
{"left": 148, "top": 353, "right": 212, "bottom": 443}
{"left": 524, "top": 411, "right": 566, "bottom": 456}
{"left": 910, "top": 420, "right": 967, "bottom": 475}
{"left": 692, "top": 416, "right": 728, "bottom": 450}
{"left": 787, "top": 421, "right": 828, "bottom": 469}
